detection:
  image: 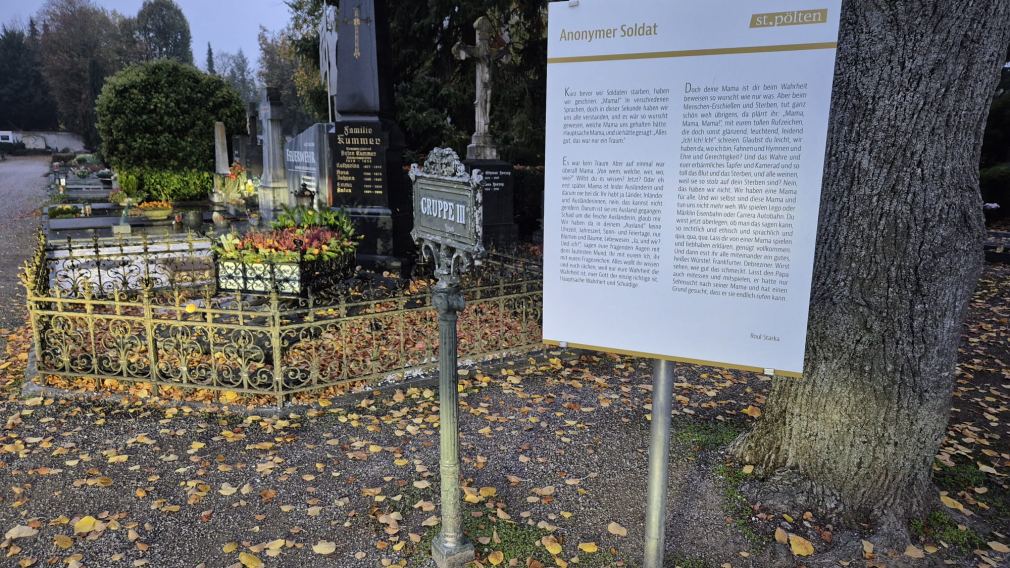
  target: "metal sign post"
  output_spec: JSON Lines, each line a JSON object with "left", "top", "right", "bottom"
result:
{"left": 643, "top": 359, "right": 674, "bottom": 567}
{"left": 409, "top": 148, "right": 484, "bottom": 568}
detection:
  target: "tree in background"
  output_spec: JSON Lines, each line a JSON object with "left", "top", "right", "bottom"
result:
{"left": 258, "top": 27, "right": 314, "bottom": 135}
{"left": 38, "top": 0, "right": 123, "bottom": 148}
{"left": 134, "top": 0, "right": 192, "bottom": 64}
{"left": 206, "top": 42, "right": 215, "bottom": 75}
{"left": 216, "top": 49, "right": 258, "bottom": 103}
{"left": 732, "top": 1, "right": 1010, "bottom": 540}
{"left": 0, "top": 20, "right": 59, "bottom": 131}
{"left": 96, "top": 59, "right": 244, "bottom": 171}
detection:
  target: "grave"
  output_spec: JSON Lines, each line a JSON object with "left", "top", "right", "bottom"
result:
{"left": 257, "top": 87, "right": 289, "bottom": 222}
{"left": 277, "top": 0, "right": 411, "bottom": 270}
{"left": 453, "top": 16, "right": 518, "bottom": 248}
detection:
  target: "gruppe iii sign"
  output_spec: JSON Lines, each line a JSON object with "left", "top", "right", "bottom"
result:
{"left": 410, "top": 148, "right": 484, "bottom": 257}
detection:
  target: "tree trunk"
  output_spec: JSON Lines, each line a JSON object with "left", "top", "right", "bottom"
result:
{"left": 732, "top": 0, "right": 1010, "bottom": 524}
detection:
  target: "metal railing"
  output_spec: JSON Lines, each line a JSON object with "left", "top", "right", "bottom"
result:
{"left": 23, "top": 232, "right": 544, "bottom": 405}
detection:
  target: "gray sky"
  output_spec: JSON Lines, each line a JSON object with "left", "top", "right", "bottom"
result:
{"left": 0, "top": 0, "right": 292, "bottom": 72}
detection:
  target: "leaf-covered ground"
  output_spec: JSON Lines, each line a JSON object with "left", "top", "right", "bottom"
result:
{"left": 0, "top": 264, "right": 1009, "bottom": 567}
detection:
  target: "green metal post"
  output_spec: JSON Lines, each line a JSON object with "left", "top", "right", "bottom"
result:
{"left": 430, "top": 275, "right": 474, "bottom": 568}
{"left": 644, "top": 358, "right": 674, "bottom": 568}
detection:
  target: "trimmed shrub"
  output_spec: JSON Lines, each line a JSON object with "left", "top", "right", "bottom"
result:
{"left": 96, "top": 60, "right": 244, "bottom": 172}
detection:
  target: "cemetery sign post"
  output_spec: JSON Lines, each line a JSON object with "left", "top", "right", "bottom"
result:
{"left": 409, "top": 148, "right": 484, "bottom": 568}
{"left": 544, "top": 1, "right": 842, "bottom": 566}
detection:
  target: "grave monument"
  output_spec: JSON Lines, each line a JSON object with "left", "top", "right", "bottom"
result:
{"left": 257, "top": 88, "right": 288, "bottom": 221}
{"left": 453, "top": 16, "right": 518, "bottom": 247}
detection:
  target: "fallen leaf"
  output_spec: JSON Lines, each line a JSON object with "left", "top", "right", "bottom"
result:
{"left": 487, "top": 550, "right": 504, "bottom": 565}
{"left": 578, "top": 542, "right": 598, "bottom": 553}
{"left": 542, "top": 535, "right": 562, "bottom": 555}
{"left": 239, "top": 552, "right": 264, "bottom": 568}
{"left": 5, "top": 525, "right": 38, "bottom": 540}
{"left": 312, "top": 541, "right": 336, "bottom": 555}
{"left": 73, "top": 516, "right": 97, "bottom": 535}
{"left": 788, "top": 533, "right": 814, "bottom": 557}
{"left": 607, "top": 522, "right": 627, "bottom": 537}
{"left": 989, "top": 541, "right": 1010, "bottom": 553}
{"left": 904, "top": 545, "right": 924, "bottom": 558}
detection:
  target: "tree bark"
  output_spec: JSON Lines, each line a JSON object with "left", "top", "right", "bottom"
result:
{"left": 733, "top": 0, "right": 1010, "bottom": 524}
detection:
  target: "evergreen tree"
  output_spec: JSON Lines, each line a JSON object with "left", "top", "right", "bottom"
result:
{"left": 135, "top": 0, "right": 193, "bottom": 64}
{"left": 206, "top": 42, "right": 215, "bottom": 74}
{"left": 0, "top": 21, "right": 59, "bottom": 130}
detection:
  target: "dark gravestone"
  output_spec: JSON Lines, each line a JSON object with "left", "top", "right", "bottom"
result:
{"left": 330, "top": 0, "right": 411, "bottom": 267}
{"left": 465, "top": 160, "right": 517, "bottom": 249}
{"left": 285, "top": 124, "right": 331, "bottom": 211}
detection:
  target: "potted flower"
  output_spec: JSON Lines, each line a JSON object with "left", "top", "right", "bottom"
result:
{"left": 135, "top": 200, "right": 174, "bottom": 221}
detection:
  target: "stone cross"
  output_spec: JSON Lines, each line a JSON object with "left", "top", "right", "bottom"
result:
{"left": 453, "top": 16, "right": 509, "bottom": 161}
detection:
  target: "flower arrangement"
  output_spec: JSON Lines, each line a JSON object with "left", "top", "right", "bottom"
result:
{"left": 135, "top": 200, "right": 173, "bottom": 211}
{"left": 222, "top": 162, "right": 258, "bottom": 205}
{"left": 216, "top": 226, "right": 356, "bottom": 264}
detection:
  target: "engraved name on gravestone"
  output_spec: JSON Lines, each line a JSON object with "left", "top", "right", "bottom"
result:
{"left": 331, "top": 122, "right": 387, "bottom": 207}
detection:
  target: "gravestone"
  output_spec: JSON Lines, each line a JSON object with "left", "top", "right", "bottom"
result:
{"left": 328, "top": 0, "right": 412, "bottom": 267}
{"left": 284, "top": 123, "right": 330, "bottom": 211}
{"left": 453, "top": 17, "right": 518, "bottom": 248}
{"left": 258, "top": 88, "right": 289, "bottom": 221}
{"left": 214, "top": 122, "right": 230, "bottom": 175}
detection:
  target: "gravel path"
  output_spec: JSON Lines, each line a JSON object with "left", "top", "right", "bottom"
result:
{"left": 0, "top": 156, "right": 49, "bottom": 331}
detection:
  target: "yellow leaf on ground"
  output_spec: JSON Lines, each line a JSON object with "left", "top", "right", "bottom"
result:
{"left": 607, "top": 522, "right": 627, "bottom": 537}
{"left": 222, "top": 542, "right": 238, "bottom": 553}
{"left": 542, "top": 535, "right": 563, "bottom": 555}
{"left": 788, "top": 533, "right": 814, "bottom": 557}
{"left": 312, "top": 541, "right": 336, "bottom": 555}
{"left": 940, "top": 494, "right": 967, "bottom": 514}
{"left": 479, "top": 487, "right": 497, "bottom": 498}
{"left": 862, "top": 540, "right": 874, "bottom": 559}
{"left": 742, "top": 405, "right": 762, "bottom": 418}
{"left": 73, "top": 516, "right": 97, "bottom": 535}
{"left": 487, "top": 550, "right": 504, "bottom": 566}
{"left": 774, "top": 528, "right": 788, "bottom": 544}
{"left": 742, "top": 465, "right": 754, "bottom": 475}
{"left": 904, "top": 545, "right": 924, "bottom": 558}
{"left": 989, "top": 541, "right": 1010, "bottom": 553}
{"left": 239, "top": 552, "right": 264, "bottom": 568}
{"left": 53, "top": 535, "right": 73, "bottom": 549}
{"left": 578, "top": 542, "right": 598, "bottom": 553}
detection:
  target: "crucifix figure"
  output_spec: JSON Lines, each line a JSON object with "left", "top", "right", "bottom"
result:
{"left": 453, "top": 16, "right": 509, "bottom": 161}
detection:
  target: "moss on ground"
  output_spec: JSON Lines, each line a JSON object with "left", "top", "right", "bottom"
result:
{"left": 715, "top": 463, "right": 769, "bottom": 549}
{"left": 910, "top": 510, "right": 986, "bottom": 553}
{"left": 674, "top": 422, "right": 742, "bottom": 451}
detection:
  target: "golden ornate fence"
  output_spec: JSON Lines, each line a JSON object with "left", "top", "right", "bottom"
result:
{"left": 23, "top": 232, "right": 543, "bottom": 404}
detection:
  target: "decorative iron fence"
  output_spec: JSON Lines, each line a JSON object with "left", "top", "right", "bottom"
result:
{"left": 23, "top": 232, "right": 544, "bottom": 405}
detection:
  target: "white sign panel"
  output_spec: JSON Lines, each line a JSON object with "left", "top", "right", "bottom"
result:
{"left": 543, "top": 0, "right": 841, "bottom": 377}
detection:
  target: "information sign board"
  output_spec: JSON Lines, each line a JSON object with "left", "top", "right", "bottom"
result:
{"left": 543, "top": 0, "right": 842, "bottom": 376}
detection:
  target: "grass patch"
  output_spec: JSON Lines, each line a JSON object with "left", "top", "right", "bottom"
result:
{"left": 715, "top": 463, "right": 769, "bottom": 549}
{"left": 408, "top": 511, "right": 621, "bottom": 567}
{"left": 674, "top": 422, "right": 742, "bottom": 451}
{"left": 910, "top": 510, "right": 986, "bottom": 553}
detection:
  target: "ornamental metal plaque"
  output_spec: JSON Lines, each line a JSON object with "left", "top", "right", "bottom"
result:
{"left": 410, "top": 148, "right": 484, "bottom": 256}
